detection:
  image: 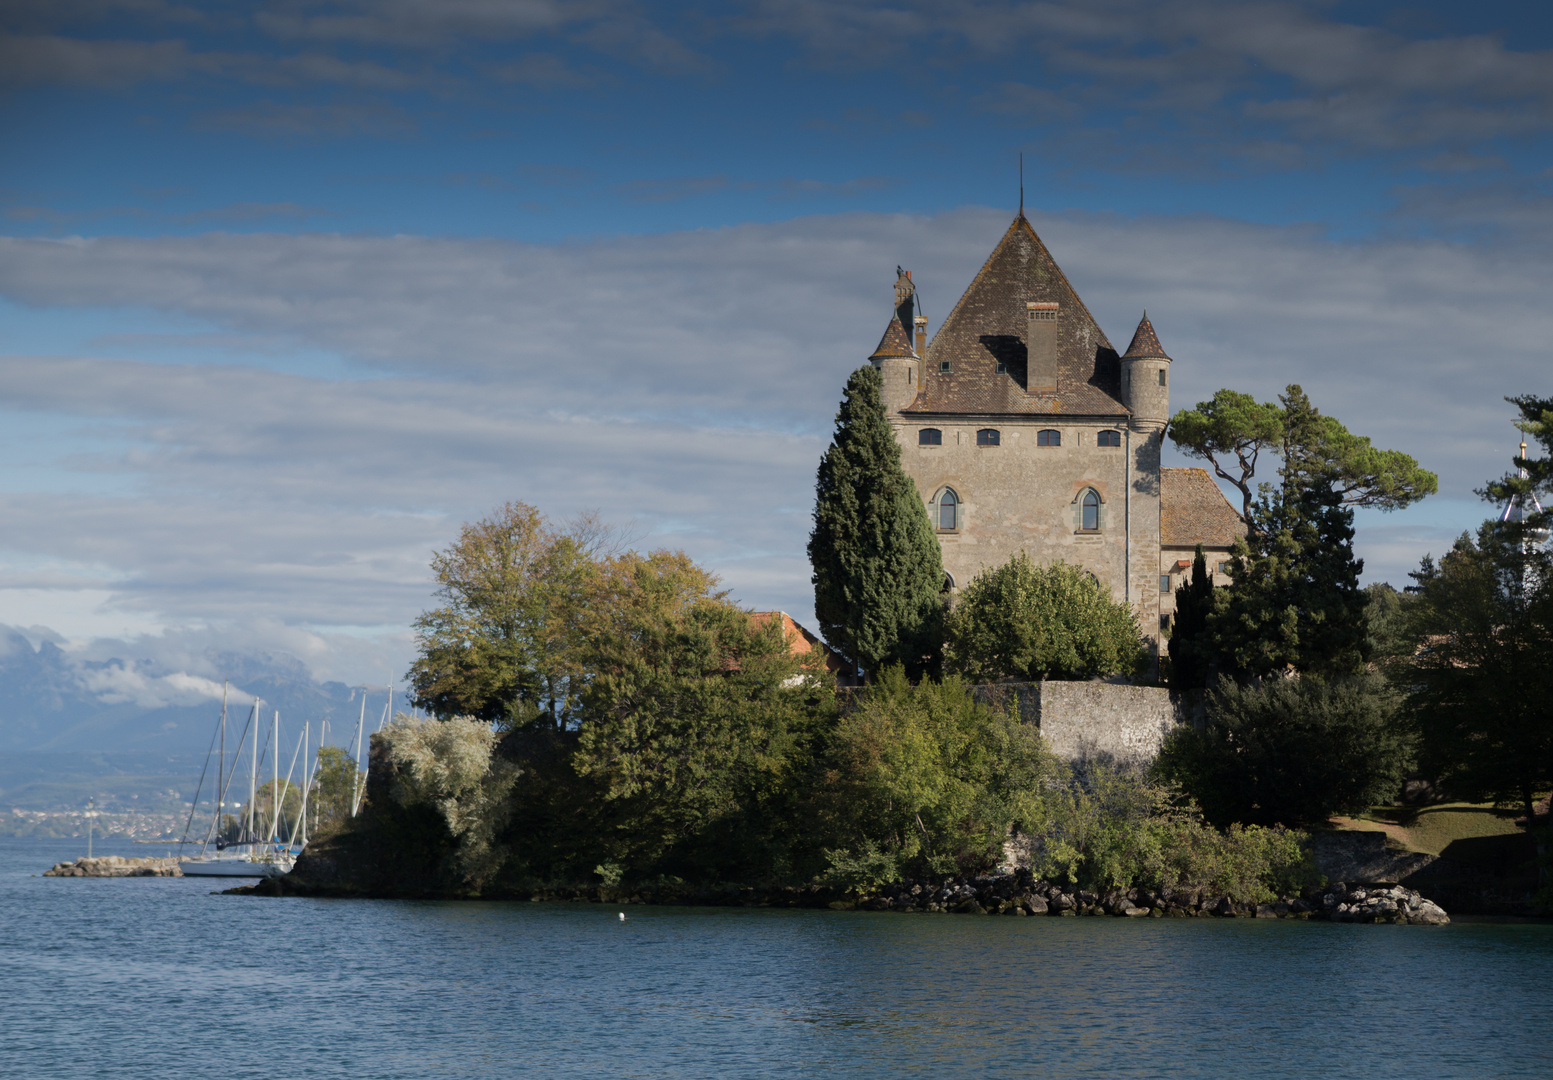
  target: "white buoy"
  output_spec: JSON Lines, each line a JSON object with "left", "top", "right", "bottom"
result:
{"left": 619, "top": 912, "right": 626, "bottom": 921}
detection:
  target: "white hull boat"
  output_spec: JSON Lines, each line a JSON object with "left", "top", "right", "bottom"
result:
{"left": 180, "top": 853, "right": 291, "bottom": 878}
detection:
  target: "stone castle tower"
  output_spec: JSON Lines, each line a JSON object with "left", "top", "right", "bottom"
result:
{"left": 859, "top": 212, "right": 1241, "bottom": 647}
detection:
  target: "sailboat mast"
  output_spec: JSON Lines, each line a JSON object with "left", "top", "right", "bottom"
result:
{"left": 269, "top": 710, "right": 281, "bottom": 847}
{"left": 299, "top": 721, "right": 309, "bottom": 848}
{"left": 215, "top": 682, "right": 226, "bottom": 853}
{"left": 351, "top": 692, "right": 367, "bottom": 817}
{"left": 248, "top": 699, "right": 258, "bottom": 847}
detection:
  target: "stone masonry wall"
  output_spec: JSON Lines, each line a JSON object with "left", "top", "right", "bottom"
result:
{"left": 977, "top": 680, "right": 1177, "bottom": 764}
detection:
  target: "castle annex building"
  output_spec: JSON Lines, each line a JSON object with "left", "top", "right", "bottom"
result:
{"left": 864, "top": 213, "right": 1244, "bottom": 642}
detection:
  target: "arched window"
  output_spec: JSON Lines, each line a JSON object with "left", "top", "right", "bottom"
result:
{"left": 1082, "top": 489, "right": 1100, "bottom": 531}
{"left": 936, "top": 488, "right": 959, "bottom": 531}
{"left": 1037, "top": 429, "right": 1061, "bottom": 446}
{"left": 942, "top": 571, "right": 956, "bottom": 593}
{"left": 976, "top": 428, "right": 1000, "bottom": 447}
{"left": 1097, "top": 429, "right": 1121, "bottom": 447}
{"left": 918, "top": 428, "right": 942, "bottom": 446}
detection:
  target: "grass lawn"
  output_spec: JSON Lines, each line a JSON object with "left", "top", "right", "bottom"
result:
{"left": 1332, "top": 802, "right": 1531, "bottom": 857}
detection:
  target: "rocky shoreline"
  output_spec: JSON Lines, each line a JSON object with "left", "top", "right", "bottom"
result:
{"left": 241, "top": 863, "right": 1449, "bottom": 924}
{"left": 43, "top": 855, "right": 182, "bottom": 877}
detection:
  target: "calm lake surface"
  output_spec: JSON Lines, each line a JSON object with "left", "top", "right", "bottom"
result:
{"left": 3, "top": 836, "right": 1550, "bottom": 1079}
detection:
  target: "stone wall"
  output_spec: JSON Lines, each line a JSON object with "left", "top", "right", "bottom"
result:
{"left": 976, "top": 680, "right": 1178, "bottom": 764}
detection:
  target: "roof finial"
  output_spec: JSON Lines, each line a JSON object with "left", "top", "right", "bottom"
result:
{"left": 1018, "top": 152, "right": 1024, "bottom": 216}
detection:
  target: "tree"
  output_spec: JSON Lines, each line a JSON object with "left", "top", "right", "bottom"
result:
{"left": 815, "top": 668, "right": 1054, "bottom": 889}
{"left": 1480, "top": 393, "right": 1553, "bottom": 530}
{"left": 1170, "top": 384, "right": 1436, "bottom": 525}
{"left": 379, "top": 714, "right": 521, "bottom": 887}
{"left": 1167, "top": 389, "right": 1283, "bottom": 521}
{"left": 1405, "top": 526, "right": 1553, "bottom": 826}
{"left": 310, "top": 745, "right": 359, "bottom": 836}
{"left": 1212, "top": 475, "right": 1369, "bottom": 681}
{"left": 408, "top": 503, "right": 615, "bottom": 729}
{"left": 809, "top": 365, "right": 944, "bottom": 677}
{"left": 943, "top": 554, "right": 1146, "bottom": 682}
{"left": 1155, "top": 674, "right": 1412, "bottom": 828}
{"left": 570, "top": 550, "right": 832, "bottom": 882}
{"left": 1167, "top": 545, "right": 1215, "bottom": 692}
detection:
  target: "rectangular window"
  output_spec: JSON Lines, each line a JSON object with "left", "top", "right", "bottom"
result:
{"left": 1160, "top": 575, "right": 1171, "bottom": 592}
{"left": 1097, "top": 430, "right": 1121, "bottom": 447}
{"left": 1218, "top": 561, "right": 1230, "bottom": 575}
{"left": 995, "top": 361, "right": 1006, "bottom": 373}
{"left": 939, "top": 360, "right": 952, "bottom": 373}
{"left": 1158, "top": 369, "right": 1167, "bottom": 386}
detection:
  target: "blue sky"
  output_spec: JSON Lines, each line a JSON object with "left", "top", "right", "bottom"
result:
{"left": 2, "top": 0, "right": 1551, "bottom": 698}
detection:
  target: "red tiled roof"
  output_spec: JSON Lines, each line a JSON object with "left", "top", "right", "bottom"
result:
{"left": 1122, "top": 313, "right": 1170, "bottom": 361}
{"left": 902, "top": 215, "right": 1127, "bottom": 417}
{"left": 1161, "top": 468, "right": 1245, "bottom": 548}
{"left": 869, "top": 313, "right": 915, "bottom": 359}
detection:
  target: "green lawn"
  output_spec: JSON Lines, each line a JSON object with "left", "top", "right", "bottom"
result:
{"left": 1338, "top": 801, "right": 1532, "bottom": 858}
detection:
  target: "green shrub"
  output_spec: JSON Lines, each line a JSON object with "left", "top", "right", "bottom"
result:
{"left": 380, "top": 714, "right": 521, "bottom": 886}
{"left": 944, "top": 553, "right": 1147, "bottom": 682}
{"left": 1155, "top": 673, "right": 1412, "bottom": 827}
{"left": 815, "top": 668, "right": 1056, "bottom": 890}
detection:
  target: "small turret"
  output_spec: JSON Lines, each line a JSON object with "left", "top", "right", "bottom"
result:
{"left": 871, "top": 268, "right": 920, "bottom": 414}
{"left": 1120, "top": 311, "right": 1171, "bottom": 431}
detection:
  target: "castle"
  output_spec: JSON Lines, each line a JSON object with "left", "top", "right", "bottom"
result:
{"left": 864, "top": 213, "right": 1244, "bottom": 647}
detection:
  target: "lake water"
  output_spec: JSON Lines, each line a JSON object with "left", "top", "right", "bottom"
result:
{"left": 3, "top": 836, "right": 1550, "bottom": 1079}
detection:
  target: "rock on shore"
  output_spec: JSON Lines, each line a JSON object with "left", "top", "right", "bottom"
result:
{"left": 43, "top": 855, "right": 182, "bottom": 877}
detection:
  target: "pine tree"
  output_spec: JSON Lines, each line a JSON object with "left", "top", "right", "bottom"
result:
{"left": 1167, "top": 545, "right": 1215, "bottom": 691}
{"left": 809, "top": 365, "right": 944, "bottom": 677}
{"left": 1209, "top": 393, "right": 1370, "bottom": 682}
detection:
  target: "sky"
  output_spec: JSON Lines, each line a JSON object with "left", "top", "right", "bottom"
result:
{"left": 1, "top": 0, "right": 1551, "bottom": 697}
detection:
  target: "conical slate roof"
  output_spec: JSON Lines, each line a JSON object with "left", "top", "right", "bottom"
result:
{"left": 869, "top": 313, "right": 916, "bottom": 359}
{"left": 1122, "top": 312, "right": 1171, "bottom": 361}
{"left": 904, "top": 215, "right": 1126, "bottom": 416}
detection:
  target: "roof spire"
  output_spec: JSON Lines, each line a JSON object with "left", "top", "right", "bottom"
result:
{"left": 1122, "top": 311, "right": 1171, "bottom": 361}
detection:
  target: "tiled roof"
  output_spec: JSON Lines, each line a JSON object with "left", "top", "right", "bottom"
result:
{"left": 1161, "top": 468, "right": 1245, "bottom": 548}
{"left": 902, "top": 215, "right": 1127, "bottom": 417}
{"left": 1122, "top": 313, "right": 1170, "bottom": 361}
{"left": 869, "top": 313, "right": 915, "bottom": 359}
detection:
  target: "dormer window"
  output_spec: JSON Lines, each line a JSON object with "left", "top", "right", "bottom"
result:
{"left": 918, "top": 428, "right": 942, "bottom": 446}
{"left": 1037, "top": 429, "right": 1061, "bottom": 446}
{"left": 1098, "top": 430, "right": 1121, "bottom": 447}
{"left": 939, "top": 360, "right": 952, "bottom": 374}
{"left": 976, "top": 428, "right": 1000, "bottom": 447}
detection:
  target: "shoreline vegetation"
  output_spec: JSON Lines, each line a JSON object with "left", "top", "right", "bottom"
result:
{"left": 223, "top": 383, "right": 1549, "bottom": 920}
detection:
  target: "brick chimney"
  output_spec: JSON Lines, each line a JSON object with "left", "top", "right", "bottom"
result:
{"left": 1026, "top": 301, "right": 1059, "bottom": 392}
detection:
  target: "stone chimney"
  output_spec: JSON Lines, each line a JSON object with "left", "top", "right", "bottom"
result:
{"left": 913, "top": 315, "right": 928, "bottom": 359}
{"left": 1026, "top": 301, "right": 1059, "bottom": 392}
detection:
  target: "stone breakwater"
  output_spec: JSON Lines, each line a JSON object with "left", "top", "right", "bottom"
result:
{"left": 43, "top": 856, "right": 182, "bottom": 877}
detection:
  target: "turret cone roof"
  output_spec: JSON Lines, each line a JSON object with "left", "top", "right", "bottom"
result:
{"left": 1122, "top": 312, "right": 1171, "bottom": 361}
{"left": 869, "top": 314, "right": 916, "bottom": 360}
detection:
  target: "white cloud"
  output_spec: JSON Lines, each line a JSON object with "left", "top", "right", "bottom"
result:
{"left": 0, "top": 205, "right": 1546, "bottom": 682}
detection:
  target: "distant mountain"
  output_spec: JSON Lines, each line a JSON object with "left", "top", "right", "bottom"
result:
{"left": 0, "top": 627, "right": 400, "bottom": 809}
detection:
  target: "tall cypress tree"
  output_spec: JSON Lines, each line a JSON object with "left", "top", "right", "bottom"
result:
{"left": 809, "top": 365, "right": 944, "bottom": 677}
{"left": 1168, "top": 545, "right": 1215, "bottom": 691}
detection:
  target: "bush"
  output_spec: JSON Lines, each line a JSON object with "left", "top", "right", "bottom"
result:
{"left": 379, "top": 714, "right": 521, "bottom": 886}
{"left": 1155, "top": 674, "right": 1412, "bottom": 827}
{"left": 1019, "top": 763, "right": 1318, "bottom": 901}
{"left": 944, "top": 553, "right": 1147, "bottom": 682}
{"left": 815, "top": 668, "right": 1056, "bottom": 891}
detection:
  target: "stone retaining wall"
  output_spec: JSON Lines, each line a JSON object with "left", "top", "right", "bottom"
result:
{"left": 976, "top": 680, "right": 1178, "bottom": 763}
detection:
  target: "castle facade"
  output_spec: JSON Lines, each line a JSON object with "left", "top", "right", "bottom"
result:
{"left": 864, "top": 214, "right": 1243, "bottom": 645}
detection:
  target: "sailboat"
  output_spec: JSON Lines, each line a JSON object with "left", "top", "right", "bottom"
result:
{"left": 177, "top": 685, "right": 303, "bottom": 879}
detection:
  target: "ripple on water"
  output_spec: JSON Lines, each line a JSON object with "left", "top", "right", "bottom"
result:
{"left": 2, "top": 837, "right": 1548, "bottom": 1079}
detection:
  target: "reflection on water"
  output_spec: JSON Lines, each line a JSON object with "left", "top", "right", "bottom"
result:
{"left": 2, "top": 837, "right": 1548, "bottom": 1079}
